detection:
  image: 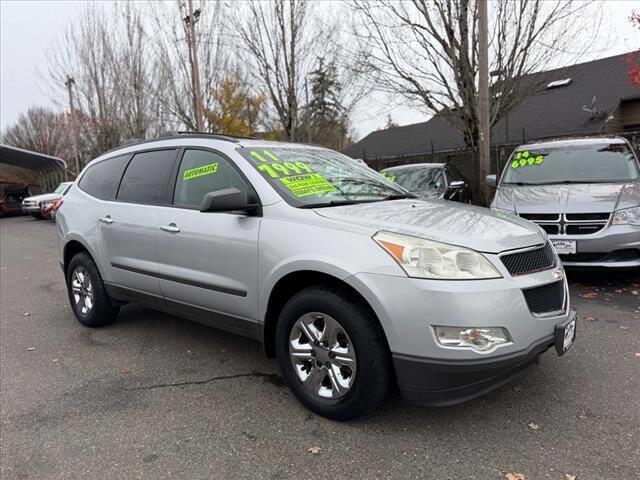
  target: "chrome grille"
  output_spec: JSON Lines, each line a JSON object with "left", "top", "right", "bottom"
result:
{"left": 500, "top": 243, "right": 556, "bottom": 276}
{"left": 519, "top": 213, "right": 610, "bottom": 235}
{"left": 522, "top": 281, "right": 565, "bottom": 315}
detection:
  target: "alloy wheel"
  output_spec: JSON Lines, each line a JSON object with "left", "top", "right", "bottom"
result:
{"left": 71, "top": 267, "right": 94, "bottom": 315}
{"left": 289, "top": 312, "right": 357, "bottom": 399}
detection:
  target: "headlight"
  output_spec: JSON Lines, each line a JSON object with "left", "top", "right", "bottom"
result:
{"left": 612, "top": 206, "right": 640, "bottom": 226}
{"left": 373, "top": 231, "right": 502, "bottom": 280}
{"left": 433, "top": 326, "right": 511, "bottom": 352}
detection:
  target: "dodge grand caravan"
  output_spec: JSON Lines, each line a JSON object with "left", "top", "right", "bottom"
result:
{"left": 57, "top": 133, "right": 576, "bottom": 420}
{"left": 488, "top": 137, "right": 640, "bottom": 268}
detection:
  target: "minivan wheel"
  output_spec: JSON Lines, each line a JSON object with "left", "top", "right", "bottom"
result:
{"left": 66, "top": 252, "right": 119, "bottom": 327}
{"left": 276, "top": 286, "right": 391, "bottom": 420}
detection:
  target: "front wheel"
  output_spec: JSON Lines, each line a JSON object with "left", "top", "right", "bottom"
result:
{"left": 276, "top": 286, "right": 392, "bottom": 420}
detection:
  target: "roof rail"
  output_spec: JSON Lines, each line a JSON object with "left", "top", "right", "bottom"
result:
{"left": 158, "top": 131, "right": 254, "bottom": 141}
{"left": 100, "top": 131, "right": 256, "bottom": 157}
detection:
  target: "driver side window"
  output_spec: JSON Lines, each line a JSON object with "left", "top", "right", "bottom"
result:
{"left": 173, "top": 149, "right": 249, "bottom": 208}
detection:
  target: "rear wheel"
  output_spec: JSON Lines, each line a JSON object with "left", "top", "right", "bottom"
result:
{"left": 276, "top": 286, "right": 391, "bottom": 420}
{"left": 66, "top": 252, "right": 119, "bottom": 327}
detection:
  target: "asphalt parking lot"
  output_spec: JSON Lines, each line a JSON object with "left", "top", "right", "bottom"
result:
{"left": 1, "top": 215, "right": 638, "bottom": 480}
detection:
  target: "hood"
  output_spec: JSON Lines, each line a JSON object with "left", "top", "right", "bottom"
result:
{"left": 314, "top": 199, "right": 544, "bottom": 253}
{"left": 23, "top": 193, "right": 63, "bottom": 203}
{"left": 492, "top": 182, "right": 640, "bottom": 214}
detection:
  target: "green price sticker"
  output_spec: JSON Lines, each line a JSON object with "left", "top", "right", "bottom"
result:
{"left": 183, "top": 162, "right": 218, "bottom": 180}
{"left": 511, "top": 151, "right": 543, "bottom": 169}
{"left": 280, "top": 174, "right": 337, "bottom": 197}
{"left": 381, "top": 171, "right": 397, "bottom": 182}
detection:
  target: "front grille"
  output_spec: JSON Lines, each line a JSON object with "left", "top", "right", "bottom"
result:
{"left": 539, "top": 224, "right": 560, "bottom": 235}
{"left": 520, "top": 213, "right": 560, "bottom": 221}
{"left": 565, "top": 224, "right": 605, "bottom": 235}
{"left": 518, "top": 212, "right": 610, "bottom": 235}
{"left": 522, "top": 281, "right": 565, "bottom": 315}
{"left": 500, "top": 243, "right": 556, "bottom": 276}
{"left": 565, "top": 213, "right": 610, "bottom": 221}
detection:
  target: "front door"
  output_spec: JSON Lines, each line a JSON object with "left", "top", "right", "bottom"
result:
{"left": 157, "top": 148, "right": 261, "bottom": 337}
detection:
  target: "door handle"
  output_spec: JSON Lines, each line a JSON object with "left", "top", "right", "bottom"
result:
{"left": 160, "top": 223, "right": 181, "bottom": 233}
{"left": 100, "top": 215, "right": 113, "bottom": 224}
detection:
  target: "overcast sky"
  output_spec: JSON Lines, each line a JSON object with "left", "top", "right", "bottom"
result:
{"left": 1, "top": 0, "right": 638, "bottom": 140}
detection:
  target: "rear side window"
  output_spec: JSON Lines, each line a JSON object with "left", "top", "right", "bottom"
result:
{"left": 173, "top": 149, "right": 250, "bottom": 208}
{"left": 78, "top": 155, "right": 129, "bottom": 200}
{"left": 117, "top": 149, "right": 177, "bottom": 204}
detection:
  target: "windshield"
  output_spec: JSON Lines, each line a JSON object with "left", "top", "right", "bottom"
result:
{"left": 382, "top": 166, "right": 445, "bottom": 194}
{"left": 501, "top": 143, "right": 640, "bottom": 185}
{"left": 237, "top": 146, "right": 409, "bottom": 207}
{"left": 54, "top": 183, "right": 70, "bottom": 194}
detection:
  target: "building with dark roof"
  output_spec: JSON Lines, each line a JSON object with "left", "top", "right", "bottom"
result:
{"left": 345, "top": 52, "right": 640, "bottom": 162}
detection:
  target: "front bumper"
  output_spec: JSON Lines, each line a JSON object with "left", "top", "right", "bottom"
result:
{"left": 22, "top": 205, "right": 40, "bottom": 214}
{"left": 350, "top": 260, "right": 575, "bottom": 405}
{"left": 394, "top": 310, "right": 576, "bottom": 406}
{"left": 550, "top": 224, "right": 640, "bottom": 268}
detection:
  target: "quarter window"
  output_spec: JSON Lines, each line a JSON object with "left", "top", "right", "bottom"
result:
{"left": 117, "top": 149, "right": 177, "bottom": 204}
{"left": 173, "top": 149, "right": 249, "bottom": 208}
{"left": 78, "top": 154, "right": 129, "bottom": 200}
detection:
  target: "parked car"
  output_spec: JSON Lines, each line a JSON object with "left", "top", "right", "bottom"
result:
{"left": 380, "top": 163, "right": 473, "bottom": 203}
{"left": 58, "top": 134, "right": 576, "bottom": 420}
{"left": 22, "top": 181, "right": 73, "bottom": 219}
{"left": 42, "top": 197, "right": 64, "bottom": 220}
{"left": 0, "top": 183, "right": 38, "bottom": 217}
{"left": 488, "top": 137, "right": 640, "bottom": 268}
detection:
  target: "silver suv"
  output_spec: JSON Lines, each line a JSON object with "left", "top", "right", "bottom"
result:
{"left": 58, "top": 134, "right": 576, "bottom": 420}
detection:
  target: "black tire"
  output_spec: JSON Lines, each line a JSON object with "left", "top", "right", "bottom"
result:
{"left": 275, "top": 286, "right": 392, "bottom": 421}
{"left": 66, "top": 252, "right": 119, "bottom": 327}
{"left": 32, "top": 213, "right": 42, "bottom": 219}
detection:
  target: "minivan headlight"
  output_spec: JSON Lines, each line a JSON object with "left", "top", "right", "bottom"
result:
{"left": 612, "top": 206, "right": 640, "bottom": 226}
{"left": 373, "top": 231, "right": 502, "bottom": 280}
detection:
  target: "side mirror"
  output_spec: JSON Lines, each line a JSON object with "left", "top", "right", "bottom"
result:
{"left": 486, "top": 174, "right": 497, "bottom": 188}
{"left": 200, "top": 188, "right": 257, "bottom": 213}
{"left": 448, "top": 180, "right": 465, "bottom": 189}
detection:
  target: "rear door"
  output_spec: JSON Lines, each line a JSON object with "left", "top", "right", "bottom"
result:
{"left": 156, "top": 148, "right": 261, "bottom": 336}
{"left": 96, "top": 149, "right": 178, "bottom": 299}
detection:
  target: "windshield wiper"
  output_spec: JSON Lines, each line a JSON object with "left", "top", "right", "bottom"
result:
{"left": 298, "top": 199, "right": 381, "bottom": 209}
{"left": 382, "top": 193, "right": 416, "bottom": 200}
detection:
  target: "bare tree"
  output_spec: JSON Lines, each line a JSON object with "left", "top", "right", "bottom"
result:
{"left": 43, "top": 3, "right": 169, "bottom": 163}
{"left": 350, "top": 0, "right": 602, "bottom": 150}
{"left": 1, "top": 107, "right": 73, "bottom": 160}
{"left": 232, "top": 0, "right": 322, "bottom": 141}
{"left": 149, "top": 0, "right": 229, "bottom": 132}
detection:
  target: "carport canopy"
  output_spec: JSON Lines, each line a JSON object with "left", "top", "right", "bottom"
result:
{"left": 0, "top": 144, "right": 67, "bottom": 172}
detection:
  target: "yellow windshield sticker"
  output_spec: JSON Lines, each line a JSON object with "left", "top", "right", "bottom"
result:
{"left": 183, "top": 162, "right": 218, "bottom": 180}
{"left": 381, "top": 171, "right": 397, "bottom": 182}
{"left": 250, "top": 151, "right": 268, "bottom": 162}
{"left": 262, "top": 149, "right": 280, "bottom": 162}
{"left": 511, "top": 151, "right": 543, "bottom": 169}
{"left": 280, "top": 174, "right": 337, "bottom": 197}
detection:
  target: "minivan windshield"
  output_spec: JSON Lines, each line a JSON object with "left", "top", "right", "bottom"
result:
{"left": 382, "top": 166, "right": 445, "bottom": 194}
{"left": 237, "top": 146, "right": 411, "bottom": 207}
{"left": 501, "top": 143, "right": 640, "bottom": 185}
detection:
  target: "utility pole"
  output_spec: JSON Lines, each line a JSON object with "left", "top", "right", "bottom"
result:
{"left": 477, "top": 0, "right": 490, "bottom": 205}
{"left": 305, "top": 78, "right": 311, "bottom": 143}
{"left": 65, "top": 77, "right": 81, "bottom": 176}
{"left": 182, "top": 0, "right": 204, "bottom": 131}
